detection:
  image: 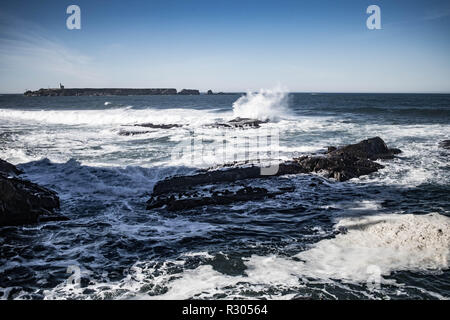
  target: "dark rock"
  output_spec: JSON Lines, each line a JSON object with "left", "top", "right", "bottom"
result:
{"left": 0, "top": 159, "right": 66, "bottom": 226}
{"left": 439, "top": 140, "right": 450, "bottom": 150}
{"left": 152, "top": 166, "right": 263, "bottom": 195}
{"left": 209, "top": 117, "right": 269, "bottom": 129}
{"left": 210, "top": 254, "right": 247, "bottom": 276}
{"left": 0, "top": 159, "right": 23, "bottom": 176}
{"left": 178, "top": 89, "right": 200, "bottom": 95}
{"left": 146, "top": 137, "right": 401, "bottom": 211}
{"left": 327, "top": 137, "right": 401, "bottom": 160}
{"left": 24, "top": 88, "right": 178, "bottom": 96}
{"left": 152, "top": 162, "right": 306, "bottom": 196}
{"left": 152, "top": 137, "right": 400, "bottom": 198}
{"left": 294, "top": 153, "right": 384, "bottom": 182}
{"left": 207, "top": 90, "right": 213, "bottom": 95}
{"left": 136, "top": 123, "right": 182, "bottom": 129}
{"left": 118, "top": 123, "right": 183, "bottom": 135}
{"left": 147, "top": 186, "right": 285, "bottom": 211}
{"left": 326, "top": 146, "right": 337, "bottom": 153}
{"left": 118, "top": 130, "right": 152, "bottom": 136}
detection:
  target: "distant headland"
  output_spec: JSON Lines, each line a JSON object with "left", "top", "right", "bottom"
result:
{"left": 24, "top": 85, "right": 232, "bottom": 96}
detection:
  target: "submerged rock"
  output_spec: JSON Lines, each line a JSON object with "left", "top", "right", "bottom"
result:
{"left": 118, "top": 130, "right": 153, "bottom": 136}
{"left": 135, "top": 123, "right": 182, "bottom": 129}
{"left": 209, "top": 117, "right": 269, "bottom": 129}
{"left": 147, "top": 186, "right": 286, "bottom": 211}
{"left": 439, "top": 140, "right": 450, "bottom": 150}
{"left": 0, "top": 159, "right": 66, "bottom": 226}
{"left": 118, "top": 123, "right": 183, "bottom": 136}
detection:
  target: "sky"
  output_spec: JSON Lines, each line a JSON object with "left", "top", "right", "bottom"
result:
{"left": 0, "top": 0, "right": 449, "bottom": 93}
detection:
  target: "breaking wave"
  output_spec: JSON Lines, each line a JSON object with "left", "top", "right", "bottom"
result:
{"left": 232, "top": 87, "right": 291, "bottom": 121}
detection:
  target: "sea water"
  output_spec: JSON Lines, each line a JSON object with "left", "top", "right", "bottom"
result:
{"left": 0, "top": 90, "right": 449, "bottom": 299}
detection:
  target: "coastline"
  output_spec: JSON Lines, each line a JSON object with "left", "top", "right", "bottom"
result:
{"left": 22, "top": 88, "right": 239, "bottom": 96}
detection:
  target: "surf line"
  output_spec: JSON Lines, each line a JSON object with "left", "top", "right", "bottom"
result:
{"left": 182, "top": 304, "right": 216, "bottom": 318}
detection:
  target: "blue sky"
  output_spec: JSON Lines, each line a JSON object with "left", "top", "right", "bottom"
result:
{"left": 0, "top": 0, "right": 449, "bottom": 93}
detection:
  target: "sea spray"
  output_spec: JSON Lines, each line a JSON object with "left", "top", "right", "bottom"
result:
{"left": 232, "top": 87, "right": 290, "bottom": 121}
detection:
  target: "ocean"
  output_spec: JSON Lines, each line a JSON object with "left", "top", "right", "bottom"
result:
{"left": 0, "top": 90, "right": 449, "bottom": 299}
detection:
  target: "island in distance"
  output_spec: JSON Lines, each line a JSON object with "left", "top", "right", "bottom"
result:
{"left": 24, "top": 84, "right": 233, "bottom": 96}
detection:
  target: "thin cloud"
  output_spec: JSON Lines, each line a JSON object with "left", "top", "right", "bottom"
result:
{"left": 0, "top": 12, "right": 105, "bottom": 91}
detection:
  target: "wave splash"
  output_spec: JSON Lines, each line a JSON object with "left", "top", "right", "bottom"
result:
{"left": 42, "top": 213, "right": 450, "bottom": 300}
{"left": 232, "top": 87, "right": 290, "bottom": 121}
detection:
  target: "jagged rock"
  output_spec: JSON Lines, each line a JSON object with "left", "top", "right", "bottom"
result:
{"left": 207, "top": 90, "right": 213, "bottom": 95}
{"left": 118, "top": 123, "right": 183, "bottom": 136}
{"left": 135, "top": 123, "right": 182, "bottom": 129}
{"left": 293, "top": 137, "right": 401, "bottom": 181}
{"left": 118, "top": 130, "right": 153, "bottom": 136}
{"left": 147, "top": 137, "right": 401, "bottom": 211}
{"left": 151, "top": 137, "right": 401, "bottom": 203}
{"left": 147, "top": 186, "right": 285, "bottom": 211}
{"left": 0, "top": 159, "right": 23, "bottom": 176}
{"left": 294, "top": 153, "right": 384, "bottom": 181}
{"left": 326, "top": 146, "right": 337, "bottom": 153}
{"left": 439, "top": 140, "right": 450, "bottom": 150}
{"left": 178, "top": 89, "right": 200, "bottom": 95}
{"left": 24, "top": 88, "right": 178, "bottom": 96}
{"left": 208, "top": 117, "right": 269, "bottom": 129}
{"left": 327, "top": 137, "right": 401, "bottom": 160}
{"left": 0, "top": 159, "right": 66, "bottom": 226}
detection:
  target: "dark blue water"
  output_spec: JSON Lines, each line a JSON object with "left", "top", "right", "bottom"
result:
{"left": 0, "top": 92, "right": 449, "bottom": 299}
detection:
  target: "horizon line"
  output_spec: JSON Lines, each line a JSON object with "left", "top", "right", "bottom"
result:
{"left": 2, "top": 90, "right": 450, "bottom": 95}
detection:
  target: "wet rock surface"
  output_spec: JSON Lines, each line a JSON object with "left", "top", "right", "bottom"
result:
{"left": 135, "top": 123, "right": 183, "bottom": 129}
{"left": 208, "top": 117, "right": 269, "bottom": 129}
{"left": 439, "top": 140, "right": 450, "bottom": 150}
{"left": 147, "top": 186, "right": 289, "bottom": 211}
{"left": 118, "top": 123, "right": 183, "bottom": 136}
{"left": 148, "top": 137, "right": 401, "bottom": 211}
{"left": 0, "top": 159, "right": 66, "bottom": 226}
{"left": 0, "top": 159, "right": 23, "bottom": 176}
{"left": 326, "top": 136, "right": 402, "bottom": 160}
{"left": 117, "top": 117, "right": 267, "bottom": 136}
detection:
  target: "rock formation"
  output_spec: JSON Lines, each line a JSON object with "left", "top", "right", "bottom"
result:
{"left": 208, "top": 117, "right": 269, "bottom": 129}
{"left": 147, "top": 137, "right": 401, "bottom": 211}
{"left": 178, "top": 89, "right": 200, "bottom": 95}
{"left": 24, "top": 88, "right": 178, "bottom": 96}
{"left": 0, "top": 159, "right": 66, "bottom": 226}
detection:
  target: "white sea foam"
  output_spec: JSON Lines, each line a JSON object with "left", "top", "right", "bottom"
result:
{"left": 42, "top": 213, "right": 450, "bottom": 300}
{"left": 232, "top": 86, "right": 291, "bottom": 121}
{"left": 0, "top": 107, "right": 218, "bottom": 127}
{"left": 292, "top": 212, "right": 450, "bottom": 282}
{"left": 153, "top": 213, "right": 450, "bottom": 298}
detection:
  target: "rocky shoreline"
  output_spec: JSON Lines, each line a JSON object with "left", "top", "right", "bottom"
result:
{"left": 22, "top": 88, "right": 242, "bottom": 97}
{"left": 118, "top": 117, "right": 272, "bottom": 136}
{"left": 23, "top": 88, "right": 202, "bottom": 96}
{"left": 0, "top": 159, "right": 66, "bottom": 226}
{"left": 4, "top": 135, "right": 447, "bottom": 224}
